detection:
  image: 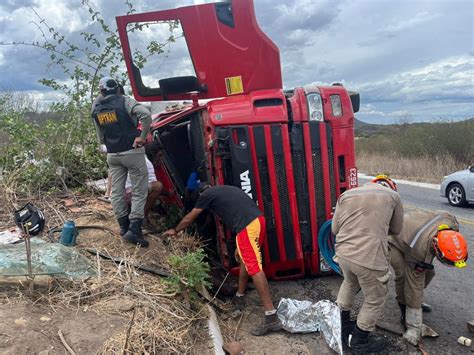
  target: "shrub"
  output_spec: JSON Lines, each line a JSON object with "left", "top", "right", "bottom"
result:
{"left": 166, "top": 248, "right": 211, "bottom": 293}
{"left": 356, "top": 119, "right": 473, "bottom": 182}
{"left": 0, "top": 94, "right": 107, "bottom": 193}
{"left": 356, "top": 120, "right": 473, "bottom": 162}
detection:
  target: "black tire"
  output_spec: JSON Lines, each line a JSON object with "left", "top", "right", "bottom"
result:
{"left": 447, "top": 183, "right": 467, "bottom": 207}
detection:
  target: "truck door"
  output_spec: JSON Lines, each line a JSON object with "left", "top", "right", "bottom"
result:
{"left": 116, "top": 0, "right": 282, "bottom": 102}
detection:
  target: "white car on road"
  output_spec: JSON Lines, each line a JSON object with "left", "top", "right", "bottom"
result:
{"left": 440, "top": 166, "right": 474, "bottom": 207}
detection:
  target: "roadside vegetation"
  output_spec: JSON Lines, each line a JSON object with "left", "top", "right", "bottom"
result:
{"left": 0, "top": 0, "right": 180, "bottom": 194}
{"left": 0, "top": 91, "right": 106, "bottom": 194}
{"left": 0, "top": 3, "right": 213, "bottom": 353}
{"left": 355, "top": 118, "right": 474, "bottom": 183}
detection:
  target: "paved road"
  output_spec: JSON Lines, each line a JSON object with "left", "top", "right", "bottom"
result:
{"left": 383, "top": 178, "right": 474, "bottom": 224}
{"left": 260, "top": 178, "right": 474, "bottom": 354}
{"left": 359, "top": 177, "right": 474, "bottom": 354}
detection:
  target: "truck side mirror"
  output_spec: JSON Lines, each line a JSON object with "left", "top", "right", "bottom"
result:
{"left": 348, "top": 91, "right": 360, "bottom": 113}
{"left": 159, "top": 76, "right": 207, "bottom": 100}
{"left": 131, "top": 62, "right": 162, "bottom": 98}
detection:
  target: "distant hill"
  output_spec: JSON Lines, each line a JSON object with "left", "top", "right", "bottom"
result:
{"left": 354, "top": 118, "right": 390, "bottom": 136}
{"left": 16, "top": 111, "right": 474, "bottom": 135}
{"left": 354, "top": 117, "right": 474, "bottom": 137}
{"left": 23, "top": 111, "right": 63, "bottom": 124}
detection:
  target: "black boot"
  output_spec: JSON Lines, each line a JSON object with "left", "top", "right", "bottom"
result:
{"left": 341, "top": 310, "right": 354, "bottom": 346}
{"left": 251, "top": 313, "right": 282, "bottom": 336}
{"left": 123, "top": 218, "right": 149, "bottom": 247}
{"left": 117, "top": 215, "right": 130, "bottom": 236}
{"left": 231, "top": 294, "right": 246, "bottom": 311}
{"left": 421, "top": 302, "right": 432, "bottom": 313}
{"left": 348, "top": 325, "right": 386, "bottom": 354}
{"left": 398, "top": 302, "right": 407, "bottom": 329}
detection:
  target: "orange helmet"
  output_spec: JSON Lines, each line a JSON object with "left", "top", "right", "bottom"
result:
{"left": 432, "top": 229, "right": 468, "bottom": 268}
{"left": 372, "top": 174, "right": 398, "bottom": 191}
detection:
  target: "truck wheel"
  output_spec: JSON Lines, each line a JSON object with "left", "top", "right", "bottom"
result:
{"left": 447, "top": 183, "right": 466, "bottom": 207}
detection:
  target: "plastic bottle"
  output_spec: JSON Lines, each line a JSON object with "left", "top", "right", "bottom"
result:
{"left": 59, "top": 220, "right": 77, "bottom": 246}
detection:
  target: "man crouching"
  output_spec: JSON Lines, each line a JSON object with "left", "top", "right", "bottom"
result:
{"left": 163, "top": 184, "right": 282, "bottom": 336}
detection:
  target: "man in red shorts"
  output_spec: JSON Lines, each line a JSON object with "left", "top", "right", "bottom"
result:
{"left": 163, "top": 184, "right": 281, "bottom": 336}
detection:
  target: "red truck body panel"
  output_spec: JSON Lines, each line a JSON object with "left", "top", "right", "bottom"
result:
{"left": 116, "top": 0, "right": 281, "bottom": 102}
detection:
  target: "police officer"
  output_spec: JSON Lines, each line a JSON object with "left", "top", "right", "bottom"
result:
{"left": 92, "top": 77, "right": 151, "bottom": 247}
{"left": 332, "top": 175, "right": 404, "bottom": 354}
{"left": 389, "top": 210, "right": 468, "bottom": 346}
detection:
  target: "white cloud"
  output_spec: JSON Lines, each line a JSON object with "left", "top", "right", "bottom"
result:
{"left": 377, "top": 11, "right": 440, "bottom": 37}
{"left": 357, "top": 54, "right": 474, "bottom": 104}
{"left": 0, "top": 0, "right": 472, "bottom": 124}
{"left": 28, "top": 90, "right": 66, "bottom": 104}
{"left": 358, "top": 104, "right": 409, "bottom": 118}
{"left": 359, "top": 104, "right": 386, "bottom": 116}
{"left": 34, "top": 0, "right": 89, "bottom": 32}
{"left": 0, "top": 2, "right": 89, "bottom": 44}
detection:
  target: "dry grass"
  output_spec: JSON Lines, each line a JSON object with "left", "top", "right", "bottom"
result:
{"left": 48, "top": 256, "right": 205, "bottom": 354}
{"left": 357, "top": 152, "right": 467, "bottom": 183}
{"left": 0, "top": 184, "right": 212, "bottom": 354}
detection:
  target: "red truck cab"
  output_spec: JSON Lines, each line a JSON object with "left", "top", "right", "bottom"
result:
{"left": 116, "top": 0, "right": 359, "bottom": 279}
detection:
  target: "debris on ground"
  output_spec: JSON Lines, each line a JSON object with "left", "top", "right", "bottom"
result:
{"left": 0, "top": 189, "right": 213, "bottom": 354}
{"left": 0, "top": 227, "right": 22, "bottom": 245}
{"left": 468, "top": 320, "right": 474, "bottom": 333}
{"left": 421, "top": 324, "right": 439, "bottom": 338}
{"left": 277, "top": 298, "right": 343, "bottom": 355}
{"left": 222, "top": 340, "right": 244, "bottom": 354}
{"left": 457, "top": 336, "right": 472, "bottom": 346}
{"left": 0, "top": 238, "right": 96, "bottom": 278}
{"left": 0, "top": 187, "right": 436, "bottom": 354}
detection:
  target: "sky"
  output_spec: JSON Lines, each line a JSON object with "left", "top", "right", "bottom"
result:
{"left": 0, "top": 0, "right": 473, "bottom": 124}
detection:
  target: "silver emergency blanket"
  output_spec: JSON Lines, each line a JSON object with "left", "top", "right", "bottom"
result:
{"left": 277, "top": 298, "right": 342, "bottom": 355}
{"left": 0, "top": 228, "right": 22, "bottom": 245}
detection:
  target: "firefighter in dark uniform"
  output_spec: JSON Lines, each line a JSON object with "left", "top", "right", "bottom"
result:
{"left": 91, "top": 77, "right": 152, "bottom": 247}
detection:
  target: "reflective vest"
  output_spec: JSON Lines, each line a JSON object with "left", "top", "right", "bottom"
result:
{"left": 93, "top": 95, "right": 140, "bottom": 153}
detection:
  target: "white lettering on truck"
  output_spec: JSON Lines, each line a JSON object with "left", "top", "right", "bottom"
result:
{"left": 240, "top": 170, "right": 253, "bottom": 199}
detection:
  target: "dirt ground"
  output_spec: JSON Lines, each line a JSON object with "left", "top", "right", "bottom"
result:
{"left": 2, "top": 193, "right": 472, "bottom": 354}
{"left": 0, "top": 194, "right": 211, "bottom": 354}
{"left": 218, "top": 276, "right": 411, "bottom": 355}
{"left": 217, "top": 272, "right": 474, "bottom": 355}
{"left": 0, "top": 304, "right": 125, "bottom": 354}
{"left": 218, "top": 277, "right": 336, "bottom": 354}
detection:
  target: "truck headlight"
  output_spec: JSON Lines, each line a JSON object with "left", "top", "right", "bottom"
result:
{"left": 307, "top": 93, "right": 324, "bottom": 121}
{"left": 330, "top": 94, "right": 342, "bottom": 117}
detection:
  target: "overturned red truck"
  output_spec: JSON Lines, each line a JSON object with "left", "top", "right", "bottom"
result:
{"left": 116, "top": 0, "right": 359, "bottom": 279}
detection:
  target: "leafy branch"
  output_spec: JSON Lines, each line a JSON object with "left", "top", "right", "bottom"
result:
{"left": 0, "top": 1, "right": 182, "bottom": 193}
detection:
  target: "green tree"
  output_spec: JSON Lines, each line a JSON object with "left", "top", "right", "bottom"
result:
{"left": 0, "top": 1, "right": 177, "bottom": 192}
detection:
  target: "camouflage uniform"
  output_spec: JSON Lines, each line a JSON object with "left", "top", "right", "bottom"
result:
{"left": 91, "top": 94, "right": 151, "bottom": 220}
